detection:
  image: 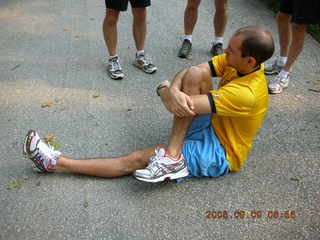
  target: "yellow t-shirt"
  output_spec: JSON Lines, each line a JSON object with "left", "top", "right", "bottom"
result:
{"left": 210, "top": 54, "right": 268, "bottom": 171}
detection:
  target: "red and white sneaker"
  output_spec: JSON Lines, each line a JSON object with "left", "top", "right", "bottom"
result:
{"left": 134, "top": 148, "right": 189, "bottom": 183}
{"left": 23, "top": 130, "right": 61, "bottom": 172}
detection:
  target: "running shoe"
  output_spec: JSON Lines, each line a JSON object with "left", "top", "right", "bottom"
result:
{"left": 134, "top": 148, "right": 189, "bottom": 183}
{"left": 133, "top": 54, "right": 157, "bottom": 74}
{"left": 210, "top": 43, "right": 223, "bottom": 57}
{"left": 178, "top": 39, "right": 192, "bottom": 58}
{"left": 268, "top": 74, "right": 290, "bottom": 94}
{"left": 264, "top": 59, "right": 284, "bottom": 75}
{"left": 107, "top": 56, "right": 124, "bottom": 80}
{"left": 23, "top": 130, "right": 61, "bottom": 172}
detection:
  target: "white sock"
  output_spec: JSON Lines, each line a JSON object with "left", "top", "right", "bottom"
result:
{"left": 279, "top": 70, "right": 289, "bottom": 78}
{"left": 109, "top": 55, "right": 118, "bottom": 60}
{"left": 136, "top": 50, "right": 145, "bottom": 56}
{"left": 277, "top": 56, "right": 287, "bottom": 66}
{"left": 213, "top": 37, "right": 223, "bottom": 45}
{"left": 184, "top": 35, "right": 192, "bottom": 42}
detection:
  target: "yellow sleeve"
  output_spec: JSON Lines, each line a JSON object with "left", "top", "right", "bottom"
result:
{"left": 210, "top": 83, "right": 256, "bottom": 117}
{"left": 211, "top": 53, "right": 227, "bottom": 77}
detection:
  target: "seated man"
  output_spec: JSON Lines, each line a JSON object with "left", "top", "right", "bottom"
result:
{"left": 23, "top": 26, "right": 274, "bottom": 183}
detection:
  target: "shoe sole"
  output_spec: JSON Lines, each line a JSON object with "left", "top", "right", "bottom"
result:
{"left": 23, "top": 129, "right": 37, "bottom": 156}
{"left": 134, "top": 167, "right": 189, "bottom": 183}
{"left": 132, "top": 62, "right": 157, "bottom": 74}
{"left": 108, "top": 72, "right": 124, "bottom": 80}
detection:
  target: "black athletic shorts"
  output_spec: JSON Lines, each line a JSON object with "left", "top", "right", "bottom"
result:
{"left": 105, "top": 0, "right": 151, "bottom": 11}
{"left": 280, "top": 0, "right": 320, "bottom": 24}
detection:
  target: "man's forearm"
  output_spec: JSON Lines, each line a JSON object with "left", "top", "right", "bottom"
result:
{"left": 170, "top": 68, "right": 189, "bottom": 90}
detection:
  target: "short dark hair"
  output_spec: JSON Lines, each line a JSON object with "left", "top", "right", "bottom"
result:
{"left": 235, "top": 26, "right": 275, "bottom": 65}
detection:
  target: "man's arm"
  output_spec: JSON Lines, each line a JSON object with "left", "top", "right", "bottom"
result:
{"left": 158, "top": 62, "right": 215, "bottom": 117}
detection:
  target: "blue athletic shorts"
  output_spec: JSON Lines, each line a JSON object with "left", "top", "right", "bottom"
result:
{"left": 179, "top": 114, "right": 229, "bottom": 181}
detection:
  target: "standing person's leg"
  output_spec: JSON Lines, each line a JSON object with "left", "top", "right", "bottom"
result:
{"left": 211, "top": 0, "right": 228, "bottom": 56}
{"left": 178, "top": 0, "right": 202, "bottom": 58}
{"left": 103, "top": 0, "right": 126, "bottom": 80}
{"left": 131, "top": 4, "right": 157, "bottom": 74}
{"left": 283, "top": 23, "right": 306, "bottom": 72}
{"left": 135, "top": 65, "right": 213, "bottom": 182}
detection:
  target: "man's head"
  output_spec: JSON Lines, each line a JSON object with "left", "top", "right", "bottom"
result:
{"left": 225, "top": 26, "right": 274, "bottom": 73}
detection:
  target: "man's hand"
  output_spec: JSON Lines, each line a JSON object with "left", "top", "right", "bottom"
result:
{"left": 159, "top": 83, "right": 196, "bottom": 117}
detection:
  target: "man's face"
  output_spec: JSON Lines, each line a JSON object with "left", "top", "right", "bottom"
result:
{"left": 224, "top": 34, "right": 247, "bottom": 70}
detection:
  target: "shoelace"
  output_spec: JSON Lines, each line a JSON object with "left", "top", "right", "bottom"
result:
{"left": 137, "top": 55, "right": 154, "bottom": 67}
{"left": 31, "top": 141, "right": 57, "bottom": 171}
{"left": 109, "top": 57, "right": 122, "bottom": 71}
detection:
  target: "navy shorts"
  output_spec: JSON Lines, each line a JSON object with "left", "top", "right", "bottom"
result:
{"left": 177, "top": 114, "right": 229, "bottom": 181}
{"left": 105, "top": 0, "right": 151, "bottom": 11}
{"left": 280, "top": 0, "right": 320, "bottom": 24}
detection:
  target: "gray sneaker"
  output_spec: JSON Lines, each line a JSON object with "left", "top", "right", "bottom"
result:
{"left": 178, "top": 39, "right": 192, "bottom": 58}
{"left": 133, "top": 54, "right": 157, "bottom": 74}
{"left": 210, "top": 43, "right": 223, "bottom": 57}
{"left": 107, "top": 56, "right": 124, "bottom": 80}
{"left": 264, "top": 60, "right": 284, "bottom": 75}
{"left": 268, "top": 74, "right": 290, "bottom": 94}
{"left": 134, "top": 148, "right": 189, "bottom": 183}
{"left": 23, "top": 130, "right": 61, "bottom": 172}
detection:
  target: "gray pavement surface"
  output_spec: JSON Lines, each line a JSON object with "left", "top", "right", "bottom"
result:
{"left": 0, "top": 0, "right": 320, "bottom": 239}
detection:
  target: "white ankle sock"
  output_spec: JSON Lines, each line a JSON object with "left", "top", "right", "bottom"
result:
{"left": 213, "top": 37, "right": 223, "bottom": 45}
{"left": 277, "top": 56, "right": 287, "bottom": 66}
{"left": 184, "top": 35, "right": 192, "bottom": 42}
{"left": 136, "top": 50, "right": 145, "bottom": 56}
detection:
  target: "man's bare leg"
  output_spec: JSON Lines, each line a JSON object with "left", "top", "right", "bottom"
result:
{"left": 103, "top": 8, "right": 120, "bottom": 56}
{"left": 132, "top": 7, "right": 147, "bottom": 51}
{"left": 214, "top": 0, "right": 228, "bottom": 38}
{"left": 184, "top": 0, "right": 202, "bottom": 35}
{"left": 277, "top": 12, "right": 291, "bottom": 58}
{"left": 55, "top": 145, "right": 166, "bottom": 178}
{"left": 283, "top": 23, "right": 306, "bottom": 72}
{"left": 166, "top": 66, "right": 213, "bottom": 158}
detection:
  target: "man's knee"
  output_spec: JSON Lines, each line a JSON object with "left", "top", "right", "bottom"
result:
{"left": 277, "top": 12, "right": 290, "bottom": 24}
{"left": 187, "top": 0, "right": 201, "bottom": 10}
{"left": 215, "top": 0, "right": 228, "bottom": 12}
{"left": 132, "top": 8, "right": 147, "bottom": 23}
{"left": 105, "top": 9, "right": 120, "bottom": 25}
{"left": 183, "top": 66, "right": 211, "bottom": 87}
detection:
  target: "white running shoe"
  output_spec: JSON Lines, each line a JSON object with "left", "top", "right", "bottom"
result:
{"left": 23, "top": 130, "right": 61, "bottom": 172}
{"left": 134, "top": 148, "right": 189, "bottom": 183}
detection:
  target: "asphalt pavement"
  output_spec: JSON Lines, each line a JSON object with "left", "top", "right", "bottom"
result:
{"left": 0, "top": 0, "right": 319, "bottom": 239}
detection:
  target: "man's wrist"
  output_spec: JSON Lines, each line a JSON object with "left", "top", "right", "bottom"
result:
{"left": 156, "top": 81, "right": 170, "bottom": 96}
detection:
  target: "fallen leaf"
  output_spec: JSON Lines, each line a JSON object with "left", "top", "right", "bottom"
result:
{"left": 8, "top": 180, "right": 22, "bottom": 190}
{"left": 59, "top": 106, "right": 66, "bottom": 111}
{"left": 42, "top": 134, "right": 54, "bottom": 142}
{"left": 83, "top": 200, "right": 89, "bottom": 208}
{"left": 308, "top": 88, "right": 320, "bottom": 93}
{"left": 74, "top": 35, "right": 80, "bottom": 38}
{"left": 63, "top": 28, "right": 71, "bottom": 32}
{"left": 41, "top": 102, "right": 54, "bottom": 108}
{"left": 290, "top": 176, "right": 304, "bottom": 184}
{"left": 11, "top": 64, "right": 21, "bottom": 71}
{"left": 92, "top": 94, "right": 100, "bottom": 98}
{"left": 49, "top": 140, "right": 61, "bottom": 149}
{"left": 186, "top": 55, "right": 193, "bottom": 60}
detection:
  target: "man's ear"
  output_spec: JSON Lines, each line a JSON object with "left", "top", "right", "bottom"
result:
{"left": 248, "top": 56, "right": 257, "bottom": 67}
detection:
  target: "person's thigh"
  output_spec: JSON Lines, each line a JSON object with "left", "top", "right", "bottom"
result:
{"left": 130, "top": 0, "right": 151, "bottom": 8}
{"left": 182, "top": 114, "right": 229, "bottom": 178}
{"left": 105, "top": 0, "right": 129, "bottom": 11}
